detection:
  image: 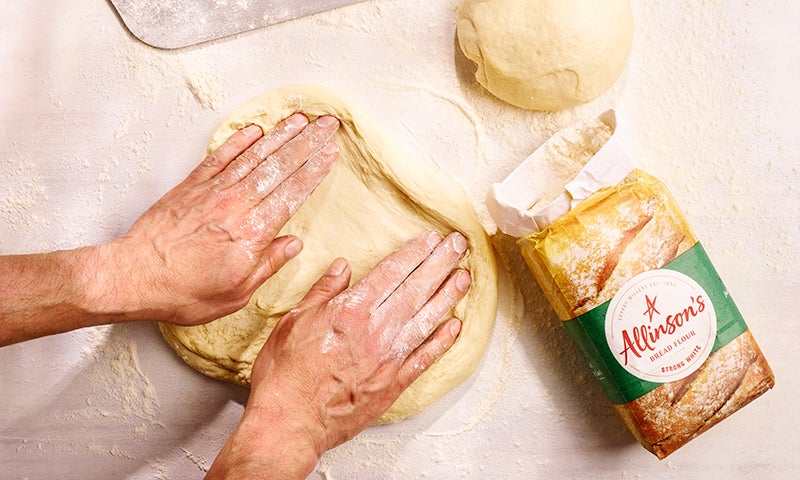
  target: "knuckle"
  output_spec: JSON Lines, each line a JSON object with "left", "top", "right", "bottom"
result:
{"left": 236, "top": 149, "right": 262, "bottom": 170}
{"left": 248, "top": 136, "right": 275, "bottom": 158}
{"left": 329, "top": 290, "right": 368, "bottom": 322}
{"left": 268, "top": 147, "right": 297, "bottom": 167}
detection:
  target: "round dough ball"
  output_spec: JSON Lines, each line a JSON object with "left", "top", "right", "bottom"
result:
{"left": 456, "top": 0, "right": 634, "bottom": 111}
{"left": 159, "top": 85, "right": 499, "bottom": 424}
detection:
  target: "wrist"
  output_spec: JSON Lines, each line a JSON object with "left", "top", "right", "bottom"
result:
{"left": 207, "top": 401, "right": 324, "bottom": 480}
{"left": 74, "top": 240, "right": 153, "bottom": 324}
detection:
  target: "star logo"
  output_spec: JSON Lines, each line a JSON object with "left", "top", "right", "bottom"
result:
{"left": 643, "top": 294, "right": 660, "bottom": 322}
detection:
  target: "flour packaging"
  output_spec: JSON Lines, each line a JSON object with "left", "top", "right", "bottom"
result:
{"left": 487, "top": 111, "right": 775, "bottom": 458}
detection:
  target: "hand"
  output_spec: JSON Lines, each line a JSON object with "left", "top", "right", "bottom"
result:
{"left": 0, "top": 114, "right": 341, "bottom": 345}
{"left": 207, "top": 231, "right": 472, "bottom": 479}
{"left": 90, "top": 114, "right": 341, "bottom": 325}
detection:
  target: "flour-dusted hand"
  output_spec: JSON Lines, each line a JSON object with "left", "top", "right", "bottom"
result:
{"left": 206, "top": 231, "right": 472, "bottom": 479}
{"left": 91, "top": 114, "right": 341, "bottom": 325}
{"left": 257, "top": 231, "right": 471, "bottom": 441}
{"left": 0, "top": 114, "right": 340, "bottom": 345}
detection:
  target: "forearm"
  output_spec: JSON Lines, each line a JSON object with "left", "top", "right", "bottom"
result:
{"left": 0, "top": 242, "right": 147, "bottom": 346}
{"left": 0, "top": 247, "right": 93, "bottom": 345}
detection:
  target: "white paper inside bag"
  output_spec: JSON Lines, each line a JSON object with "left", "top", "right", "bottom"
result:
{"left": 486, "top": 110, "right": 637, "bottom": 237}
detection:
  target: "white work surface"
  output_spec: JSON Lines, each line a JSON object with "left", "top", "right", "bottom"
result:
{"left": 2, "top": 1, "right": 799, "bottom": 478}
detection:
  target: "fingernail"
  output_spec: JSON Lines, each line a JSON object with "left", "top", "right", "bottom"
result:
{"left": 243, "top": 124, "right": 262, "bottom": 136}
{"left": 452, "top": 232, "right": 468, "bottom": 254}
{"left": 449, "top": 319, "right": 462, "bottom": 337}
{"left": 315, "top": 115, "right": 339, "bottom": 128}
{"left": 321, "top": 142, "right": 339, "bottom": 155}
{"left": 424, "top": 231, "right": 443, "bottom": 249}
{"left": 284, "top": 238, "right": 303, "bottom": 259}
{"left": 455, "top": 269, "right": 471, "bottom": 291}
{"left": 326, "top": 257, "right": 348, "bottom": 276}
{"left": 286, "top": 113, "right": 308, "bottom": 129}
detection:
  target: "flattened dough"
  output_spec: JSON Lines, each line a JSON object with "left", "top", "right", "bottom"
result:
{"left": 159, "top": 85, "right": 498, "bottom": 423}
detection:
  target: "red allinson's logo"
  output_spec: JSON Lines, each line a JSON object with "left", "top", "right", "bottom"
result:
{"left": 605, "top": 269, "right": 717, "bottom": 383}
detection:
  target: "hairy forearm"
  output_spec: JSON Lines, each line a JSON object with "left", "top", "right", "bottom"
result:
{"left": 0, "top": 242, "right": 150, "bottom": 346}
{"left": 0, "top": 247, "right": 97, "bottom": 345}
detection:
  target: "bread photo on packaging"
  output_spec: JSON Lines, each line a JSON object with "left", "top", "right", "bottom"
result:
{"left": 488, "top": 111, "right": 775, "bottom": 459}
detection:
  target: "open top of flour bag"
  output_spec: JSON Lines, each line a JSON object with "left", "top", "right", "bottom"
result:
{"left": 487, "top": 110, "right": 637, "bottom": 237}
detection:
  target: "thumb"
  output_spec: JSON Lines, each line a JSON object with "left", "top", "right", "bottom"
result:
{"left": 251, "top": 236, "right": 304, "bottom": 285}
{"left": 295, "top": 258, "right": 352, "bottom": 312}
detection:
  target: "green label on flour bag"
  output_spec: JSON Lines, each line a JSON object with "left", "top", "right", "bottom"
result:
{"left": 563, "top": 243, "right": 748, "bottom": 404}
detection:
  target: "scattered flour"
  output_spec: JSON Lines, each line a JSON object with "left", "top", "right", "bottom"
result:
{"left": 181, "top": 447, "right": 211, "bottom": 472}
{"left": 1, "top": 0, "right": 795, "bottom": 478}
{"left": 71, "top": 325, "right": 162, "bottom": 428}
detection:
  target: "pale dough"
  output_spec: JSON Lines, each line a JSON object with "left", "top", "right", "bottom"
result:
{"left": 456, "top": 0, "right": 633, "bottom": 111}
{"left": 159, "top": 85, "right": 498, "bottom": 423}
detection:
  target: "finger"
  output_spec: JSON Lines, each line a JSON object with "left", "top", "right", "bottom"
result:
{"left": 349, "top": 231, "right": 443, "bottom": 312}
{"left": 392, "top": 269, "right": 471, "bottom": 351}
{"left": 394, "top": 318, "right": 461, "bottom": 388}
{"left": 215, "top": 113, "right": 309, "bottom": 187}
{"left": 375, "top": 232, "right": 468, "bottom": 323}
{"left": 250, "top": 235, "right": 304, "bottom": 286}
{"left": 187, "top": 124, "right": 264, "bottom": 184}
{"left": 248, "top": 141, "right": 339, "bottom": 239}
{"left": 238, "top": 115, "right": 340, "bottom": 202}
{"left": 295, "top": 258, "right": 352, "bottom": 313}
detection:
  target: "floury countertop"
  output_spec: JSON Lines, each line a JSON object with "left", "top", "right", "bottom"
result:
{"left": 1, "top": 1, "right": 798, "bottom": 478}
